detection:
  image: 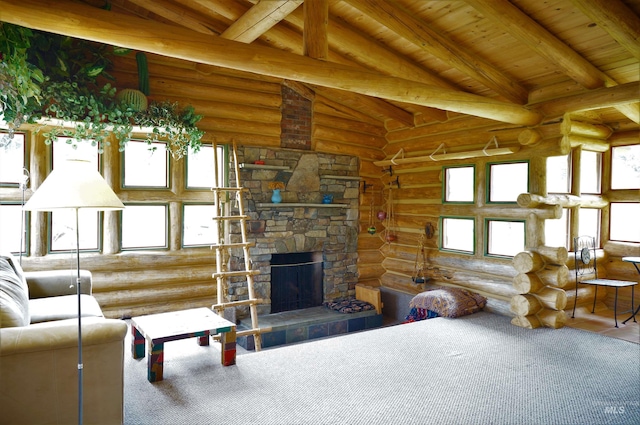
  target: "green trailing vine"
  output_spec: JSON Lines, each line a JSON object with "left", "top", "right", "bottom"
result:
{"left": 0, "top": 23, "right": 203, "bottom": 159}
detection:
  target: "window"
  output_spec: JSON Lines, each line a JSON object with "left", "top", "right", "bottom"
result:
{"left": 610, "top": 203, "right": 640, "bottom": 243}
{"left": 0, "top": 203, "right": 28, "bottom": 254}
{"left": 441, "top": 217, "right": 474, "bottom": 253}
{"left": 122, "top": 140, "right": 169, "bottom": 188}
{"left": 486, "top": 219, "right": 525, "bottom": 257}
{"left": 547, "top": 155, "right": 570, "bottom": 193}
{"left": 50, "top": 209, "right": 100, "bottom": 252}
{"left": 443, "top": 165, "right": 474, "bottom": 203}
{"left": 50, "top": 139, "right": 100, "bottom": 252}
{"left": 183, "top": 204, "right": 217, "bottom": 247}
{"left": 52, "top": 137, "right": 99, "bottom": 169}
{"left": 488, "top": 161, "right": 528, "bottom": 203}
{"left": 611, "top": 145, "right": 640, "bottom": 190}
{"left": 580, "top": 150, "right": 601, "bottom": 194}
{"left": 187, "top": 144, "right": 225, "bottom": 188}
{"left": 578, "top": 208, "right": 601, "bottom": 245}
{"left": 121, "top": 204, "right": 168, "bottom": 249}
{"left": 0, "top": 132, "right": 26, "bottom": 186}
{"left": 545, "top": 208, "right": 569, "bottom": 248}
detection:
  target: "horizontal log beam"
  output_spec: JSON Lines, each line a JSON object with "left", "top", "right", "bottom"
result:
{"left": 517, "top": 193, "right": 608, "bottom": 209}
{"left": 535, "top": 82, "right": 640, "bottom": 121}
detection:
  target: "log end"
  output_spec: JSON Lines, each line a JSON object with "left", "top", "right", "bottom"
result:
{"left": 511, "top": 315, "right": 542, "bottom": 329}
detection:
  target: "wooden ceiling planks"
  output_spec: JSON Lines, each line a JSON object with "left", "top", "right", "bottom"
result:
{"left": 2, "top": 0, "right": 638, "bottom": 149}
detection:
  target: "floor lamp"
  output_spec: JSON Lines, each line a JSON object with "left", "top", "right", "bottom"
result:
{"left": 23, "top": 158, "right": 124, "bottom": 425}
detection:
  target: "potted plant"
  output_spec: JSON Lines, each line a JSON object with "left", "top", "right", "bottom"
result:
{"left": 0, "top": 23, "right": 203, "bottom": 158}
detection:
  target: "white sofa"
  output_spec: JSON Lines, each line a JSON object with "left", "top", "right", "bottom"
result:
{"left": 0, "top": 252, "right": 128, "bottom": 425}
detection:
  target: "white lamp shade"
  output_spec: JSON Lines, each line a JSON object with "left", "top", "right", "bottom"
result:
{"left": 24, "top": 159, "right": 125, "bottom": 211}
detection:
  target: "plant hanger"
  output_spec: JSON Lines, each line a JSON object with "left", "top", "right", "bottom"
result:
{"left": 412, "top": 233, "right": 430, "bottom": 284}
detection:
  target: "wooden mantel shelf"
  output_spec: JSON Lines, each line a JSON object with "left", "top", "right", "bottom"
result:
{"left": 320, "top": 175, "right": 362, "bottom": 180}
{"left": 239, "top": 163, "right": 290, "bottom": 170}
{"left": 256, "top": 203, "right": 350, "bottom": 208}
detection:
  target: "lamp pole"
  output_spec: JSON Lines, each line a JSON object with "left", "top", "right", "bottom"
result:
{"left": 75, "top": 208, "right": 83, "bottom": 425}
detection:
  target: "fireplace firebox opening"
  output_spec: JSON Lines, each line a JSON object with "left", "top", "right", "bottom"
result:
{"left": 270, "top": 252, "right": 323, "bottom": 313}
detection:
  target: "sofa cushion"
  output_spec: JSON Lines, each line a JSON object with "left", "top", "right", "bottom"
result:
{"left": 0, "top": 253, "right": 30, "bottom": 328}
{"left": 29, "top": 294, "right": 104, "bottom": 324}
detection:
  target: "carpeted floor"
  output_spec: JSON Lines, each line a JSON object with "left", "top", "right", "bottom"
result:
{"left": 123, "top": 311, "right": 640, "bottom": 425}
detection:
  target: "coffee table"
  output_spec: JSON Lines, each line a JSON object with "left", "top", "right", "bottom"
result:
{"left": 130, "top": 307, "right": 236, "bottom": 382}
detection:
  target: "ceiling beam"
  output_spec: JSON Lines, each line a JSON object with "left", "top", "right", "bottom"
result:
{"left": 0, "top": 0, "right": 542, "bottom": 126}
{"left": 465, "top": 0, "right": 607, "bottom": 90}
{"left": 221, "top": 0, "right": 302, "bottom": 43}
{"left": 125, "top": 0, "right": 218, "bottom": 35}
{"left": 466, "top": 0, "right": 639, "bottom": 123}
{"left": 535, "top": 81, "right": 640, "bottom": 121}
{"left": 569, "top": 0, "right": 640, "bottom": 61}
{"left": 344, "top": 0, "right": 528, "bottom": 104}
{"left": 303, "top": 0, "right": 328, "bottom": 60}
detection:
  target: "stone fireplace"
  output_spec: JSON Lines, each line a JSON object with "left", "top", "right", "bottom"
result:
{"left": 226, "top": 146, "right": 360, "bottom": 317}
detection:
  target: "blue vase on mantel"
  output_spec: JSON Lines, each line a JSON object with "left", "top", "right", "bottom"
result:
{"left": 271, "top": 189, "right": 282, "bottom": 204}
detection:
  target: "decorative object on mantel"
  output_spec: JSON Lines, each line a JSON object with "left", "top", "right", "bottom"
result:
{"left": 268, "top": 181, "right": 285, "bottom": 204}
{"left": 0, "top": 23, "right": 203, "bottom": 159}
{"left": 322, "top": 194, "right": 333, "bottom": 204}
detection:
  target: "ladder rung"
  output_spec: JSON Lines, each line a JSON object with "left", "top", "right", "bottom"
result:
{"left": 212, "top": 327, "right": 273, "bottom": 340}
{"left": 211, "top": 215, "right": 249, "bottom": 221}
{"left": 211, "top": 242, "right": 255, "bottom": 249}
{"left": 212, "top": 298, "right": 269, "bottom": 310}
{"left": 235, "top": 327, "right": 272, "bottom": 337}
{"left": 212, "top": 270, "right": 261, "bottom": 279}
{"left": 211, "top": 187, "right": 248, "bottom": 192}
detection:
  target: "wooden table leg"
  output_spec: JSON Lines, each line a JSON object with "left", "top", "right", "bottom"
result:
{"left": 148, "top": 341, "right": 164, "bottom": 382}
{"left": 220, "top": 327, "right": 236, "bottom": 366}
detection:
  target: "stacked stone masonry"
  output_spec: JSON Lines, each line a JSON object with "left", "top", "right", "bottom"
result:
{"left": 227, "top": 146, "right": 360, "bottom": 317}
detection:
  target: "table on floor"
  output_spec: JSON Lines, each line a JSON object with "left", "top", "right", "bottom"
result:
{"left": 622, "top": 257, "right": 640, "bottom": 325}
{"left": 131, "top": 307, "right": 236, "bottom": 382}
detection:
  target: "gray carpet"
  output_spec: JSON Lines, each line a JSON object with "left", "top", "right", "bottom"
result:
{"left": 124, "top": 312, "right": 640, "bottom": 425}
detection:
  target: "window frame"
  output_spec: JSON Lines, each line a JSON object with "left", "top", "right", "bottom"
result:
{"left": 121, "top": 140, "right": 170, "bottom": 189}
{"left": 185, "top": 143, "right": 227, "bottom": 190}
{"left": 120, "top": 203, "right": 170, "bottom": 251}
{"left": 440, "top": 216, "right": 475, "bottom": 255}
{"left": 0, "top": 132, "right": 28, "bottom": 188}
{"left": 579, "top": 150, "right": 602, "bottom": 195}
{"left": 611, "top": 144, "right": 640, "bottom": 190}
{"left": 0, "top": 202, "right": 30, "bottom": 255}
{"left": 442, "top": 164, "right": 475, "bottom": 204}
{"left": 182, "top": 202, "right": 218, "bottom": 248}
{"left": 47, "top": 209, "right": 103, "bottom": 254}
{"left": 485, "top": 218, "right": 526, "bottom": 258}
{"left": 486, "top": 160, "right": 529, "bottom": 204}
{"left": 609, "top": 202, "right": 640, "bottom": 244}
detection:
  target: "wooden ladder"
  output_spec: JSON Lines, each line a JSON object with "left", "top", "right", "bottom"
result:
{"left": 210, "top": 141, "right": 264, "bottom": 351}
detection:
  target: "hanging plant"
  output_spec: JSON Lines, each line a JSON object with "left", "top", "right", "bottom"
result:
{"left": 0, "top": 24, "right": 44, "bottom": 141}
{"left": 0, "top": 23, "right": 203, "bottom": 158}
{"left": 134, "top": 100, "right": 204, "bottom": 159}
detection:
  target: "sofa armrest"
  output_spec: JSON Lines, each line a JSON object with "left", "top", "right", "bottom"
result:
{"left": 0, "top": 317, "right": 127, "bottom": 425}
{"left": 24, "top": 269, "right": 92, "bottom": 299}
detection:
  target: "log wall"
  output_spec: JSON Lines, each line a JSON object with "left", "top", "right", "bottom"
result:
{"left": 11, "top": 54, "right": 388, "bottom": 319}
{"left": 6, "top": 53, "right": 638, "bottom": 324}
{"left": 361, "top": 116, "right": 640, "bottom": 325}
